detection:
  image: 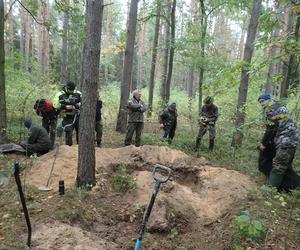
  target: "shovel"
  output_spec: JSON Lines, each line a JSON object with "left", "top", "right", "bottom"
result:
{"left": 38, "top": 143, "right": 60, "bottom": 191}
{"left": 134, "top": 164, "right": 172, "bottom": 250}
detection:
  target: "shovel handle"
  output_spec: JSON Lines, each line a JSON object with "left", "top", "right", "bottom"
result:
{"left": 153, "top": 164, "right": 172, "bottom": 183}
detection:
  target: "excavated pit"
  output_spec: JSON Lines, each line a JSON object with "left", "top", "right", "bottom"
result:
{"left": 25, "top": 145, "right": 256, "bottom": 249}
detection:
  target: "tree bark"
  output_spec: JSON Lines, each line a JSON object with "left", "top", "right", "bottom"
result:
{"left": 147, "top": 0, "right": 161, "bottom": 116}
{"left": 188, "top": 63, "right": 194, "bottom": 98}
{"left": 137, "top": 0, "right": 146, "bottom": 89}
{"left": 165, "top": 0, "right": 176, "bottom": 103}
{"left": 116, "top": 0, "right": 139, "bottom": 133}
{"left": 280, "top": 3, "right": 294, "bottom": 98}
{"left": 104, "top": 4, "right": 111, "bottom": 83}
{"left": 60, "top": 0, "right": 69, "bottom": 86}
{"left": 0, "top": 0, "right": 7, "bottom": 143}
{"left": 6, "top": 0, "right": 14, "bottom": 55}
{"left": 232, "top": 0, "right": 262, "bottom": 147}
{"left": 19, "top": 3, "right": 24, "bottom": 57}
{"left": 160, "top": 0, "right": 170, "bottom": 104}
{"left": 77, "top": 0, "right": 103, "bottom": 187}
{"left": 24, "top": 12, "right": 30, "bottom": 71}
{"left": 44, "top": 0, "right": 50, "bottom": 74}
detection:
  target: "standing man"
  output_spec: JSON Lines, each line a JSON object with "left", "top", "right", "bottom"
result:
{"left": 124, "top": 89, "right": 146, "bottom": 147}
{"left": 34, "top": 99, "right": 58, "bottom": 149}
{"left": 258, "top": 93, "right": 299, "bottom": 188}
{"left": 54, "top": 81, "right": 81, "bottom": 146}
{"left": 21, "top": 118, "right": 51, "bottom": 155}
{"left": 95, "top": 91, "right": 103, "bottom": 147}
{"left": 159, "top": 102, "right": 177, "bottom": 143}
{"left": 195, "top": 96, "right": 219, "bottom": 151}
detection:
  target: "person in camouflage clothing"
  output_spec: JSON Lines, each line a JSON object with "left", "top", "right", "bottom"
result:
{"left": 159, "top": 102, "right": 177, "bottom": 143}
{"left": 258, "top": 93, "right": 299, "bottom": 188}
{"left": 21, "top": 118, "right": 51, "bottom": 155}
{"left": 195, "top": 96, "right": 219, "bottom": 151}
{"left": 124, "top": 89, "right": 146, "bottom": 147}
{"left": 54, "top": 81, "right": 81, "bottom": 146}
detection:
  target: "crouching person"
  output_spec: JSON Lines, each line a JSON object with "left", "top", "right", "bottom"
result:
{"left": 21, "top": 118, "right": 51, "bottom": 156}
{"left": 159, "top": 102, "right": 177, "bottom": 143}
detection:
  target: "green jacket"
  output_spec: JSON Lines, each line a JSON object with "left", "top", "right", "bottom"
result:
{"left": 127, "top": 97, "right": 146, "bottom": 122}
{"left": 27, "top": 124, "right": 51, "bottom": 150}
{"left": 54, "top": 87, "right": 81, "bottom": 117}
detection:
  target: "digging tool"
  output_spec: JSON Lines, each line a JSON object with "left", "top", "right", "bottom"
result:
{"left": 38, "top": 143, "right": 60, "bottom": 191}
{"left": 134, "top": 164, "right": 172, "bottom": 250}
{"left": 14, "top": 161, "right": 32, "bottom": 248}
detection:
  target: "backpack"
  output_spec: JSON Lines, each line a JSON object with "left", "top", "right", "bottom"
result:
{"left": 34, "top": 99, "right": 53, "bottom": 113}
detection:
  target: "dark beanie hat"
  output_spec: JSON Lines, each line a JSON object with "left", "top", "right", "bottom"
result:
{"left": 66, "top": 81, "right": 76, "bottom": 90}
{"left": 24, "top": 118, "right": 32, "bottom": 128}
{"left": 170, "top": 102, "right": 176, "bottom": 109}
{"left": 258, "top": 93, "right": 271, "bottom": 101}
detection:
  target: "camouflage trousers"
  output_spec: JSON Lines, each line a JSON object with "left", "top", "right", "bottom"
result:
{"left": 124, "top": 122, "right": 144, "bottom": 147}
{"left": 196, "top": 123, "right": 216, "bottom": 142}
{"left": 270, "top": 147, "right": 296, "bottom": 188}
{"left": 95, "top": 120, "right": 103, "bottom": 146}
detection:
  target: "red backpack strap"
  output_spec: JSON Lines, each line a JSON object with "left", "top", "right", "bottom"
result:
{"left": 44, "top": 99, "right": 53, "bottom": 112}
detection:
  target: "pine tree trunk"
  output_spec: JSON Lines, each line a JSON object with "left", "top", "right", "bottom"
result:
{"left": 24, "top": 12, "right": 30, "bottom": 71}
{"left": 148, "top": 0, "right": 161, "bottom": 116}
{"left": 232, "top": 0, "right": 262, "bottom": 147}
{"left": 160, "top": 0, "right": 171, "bottom": 103}
{"left": 137, "top": 1, "right": 146, "bottom": 89}
{"left": 188, "top": 63, "right": 194, "bottom": 98}
{"left": 6, "top": 0, "right": 14, "bottom": 55}
{"left": 37, "top": 2, "right": 44, "bottom": 70}
{"left": 44, "top": 0, "right": 50, "bottom": 74}
{"left": 19, "top": 3, "right": 24, "bottom": 57}
{"left": 0, "top": 0, "right": 7, "bottom": 143}
{"left": 77, "top": 0, "right": 103, "bottom": 187}
{"left": 238, "top": 28, "right": 245, "bottom": 59}
{"left": 165, "top": 0, "right": 176, "bottom": 103}
{"left": 104, "top": 5, "right": 111, "bottom": 83}
{"left": 31, "top": 23, "right": 35, "bottom": 59}
{"left": 60, "top": 0, "right": 69, "bottom": 86}
{"left": 116, "top": 0, "right": 139, "bottom": 133}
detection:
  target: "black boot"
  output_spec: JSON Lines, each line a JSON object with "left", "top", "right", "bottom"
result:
{"left": 209, "top": 139, "right": 214, "bottom": 151}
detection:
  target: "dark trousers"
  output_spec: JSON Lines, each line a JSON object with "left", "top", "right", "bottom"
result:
{"left": 62, "top": 115, "right": 79, "bottom": 146}
{"left": 162, "top": 124, "right": 176, "bottom": 140}
{"left": 124, "top": 122, "right": 144, "bottom": 147}
{"left": 42, "top": 118, "right": 57, "bottom": 149}
{"left": 95, "top": 120, "right": 103, "bottom": 146}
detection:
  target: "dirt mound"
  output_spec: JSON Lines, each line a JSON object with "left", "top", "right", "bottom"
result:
{"left": 28, "top": 145, "right": 255, "bottom": 228}
{"left": 32, "top": 221, "right": 118, "bottom": 249}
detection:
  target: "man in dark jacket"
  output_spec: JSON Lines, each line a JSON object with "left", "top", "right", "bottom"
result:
{"left": 159, "top": 102, "right": 177, "bottom": 143}
{"left": 95, "top": 91, "right": 103, "bottom": 147}
{"left": 258, "top": 93, "right": 299, "bottom": 188}
{"left": 195, "top": 96, "right": 219, "bottom": 151}
{"left": 124, "top": 89, "right": 146, "bottom": 147}
{"left": 21, "top": 118, "right": 51, "bottom": 155}
{"left": 54, "top": 81, "right": 81, "bottom": 146}
{"left": 34, "top": 99, "right": 58, "bottom": 149}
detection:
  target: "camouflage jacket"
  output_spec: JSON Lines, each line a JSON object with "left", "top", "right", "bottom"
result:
{"left": 27, "top": 124, "right": 51, "bottom": 150}
{"left": 127, "top": 97, "right": 146, "bottom": 123}
{"left": 57, "top": 87, "right": 81, "bottom": 116}
{"left": 263, "top": 102, "right": 299, "bottom": 149}
{"left": 200, "top": 104, "right": 219, "bottom": 124}
{"left": 159, "top": 107, "right": 177, "bottom": 128}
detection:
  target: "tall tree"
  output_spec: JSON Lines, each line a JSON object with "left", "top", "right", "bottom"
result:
{"left": 77, "top": 0, "right": 103, "bottom": 187}
{"left": 104, "top": 4, "right": 111, "bottom": 83}
{"left": 116, "top": 0, "right": 139, "bottom": 133}
{"left": 232, "top": 0, "right": 262, "bottom": 147}
{"left": 137, "top": 0, "right": 146, "bottom": 89}
{"left": 60, "top": 0, "right": 69, "bottom": 86}
{"left": 0, "top": 0, "right": 7, "bottom": 143}
{"left": 148, "top": 0, "right": 161, "bottom": 115}
{"left": 160, "top": 0, "right": 170, "bottom": 103}
{"left": 24, "top": 11, "right": 30, "bottom": 71}
{"left": 164, "top": 0, "right": 176, "bottom": 103}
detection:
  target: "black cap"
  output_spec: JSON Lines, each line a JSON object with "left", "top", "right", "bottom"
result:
{"left": 66, "top": 81, "right": 76, "bottom": 91}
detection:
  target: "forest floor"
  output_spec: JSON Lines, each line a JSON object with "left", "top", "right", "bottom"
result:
{"left": 0, "top": 129, "right": 300, "bottom": 250}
